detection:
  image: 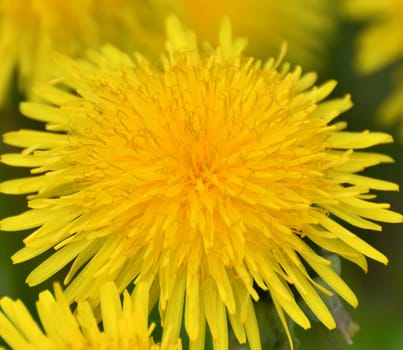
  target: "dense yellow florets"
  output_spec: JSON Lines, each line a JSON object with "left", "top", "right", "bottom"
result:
{"left": 0, "top": 17, "right": 401, "bottom": 350}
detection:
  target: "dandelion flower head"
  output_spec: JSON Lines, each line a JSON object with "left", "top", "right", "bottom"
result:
{"left": 1, "top": 17, "right": 401, "bottom": 350}
{"left": 0, "top": 282, "right": 181, "bottom": 350}
{"left": 344, "top": 0, "right": 403, "bottom": 137}
{"left": 0, "top": 0, "right": 167, "bottom": 105}
{"left": 177, "top": 0, "right": 337, "bottom": 69}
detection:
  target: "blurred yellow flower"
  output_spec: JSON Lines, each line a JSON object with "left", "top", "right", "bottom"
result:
{"left": 176, "top": 0, "right": 337, "bottom": 69}
{"left": 344, "top": 0, "right": 403, "bottom": 137}
{"left": 1, "top": 17, "right": 401, "bottom": 350}
{"left": 0, "top": 0, "right": 167, "bottom": 106}
{"left": 0, "top": 282, "right": 181, "bottom": 350}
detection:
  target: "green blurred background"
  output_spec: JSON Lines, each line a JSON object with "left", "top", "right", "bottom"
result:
{"left": 0, "top": 10, "right": 402, "bottom": 350}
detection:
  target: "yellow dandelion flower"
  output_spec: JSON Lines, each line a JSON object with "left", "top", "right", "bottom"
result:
{"left": 175, "top": 0, "right": 337, "bottom": 69}
{"left": 0, "top": 0, "right": 167, "bottom": 105}
{"left": 1, "top": 17, "right": 402, "bottom": 350}
{"left": 0, "top": 282, "right": 181, "bottom": 350}
{"left": 343, "top": 0, "right": 403, "bottom": 137}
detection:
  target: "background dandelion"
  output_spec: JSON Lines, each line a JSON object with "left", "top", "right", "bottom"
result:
{"left": 0, "top": 282, "right": 181, "bottom": 349}
{"left": 343, "top": 0, "right": 403, "bottom": 139}
{"left": 0, "top": 0, "right": 168, "bottom": 106}
{"left": 174, "top": 0, "right": 338, "bottom": 70}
